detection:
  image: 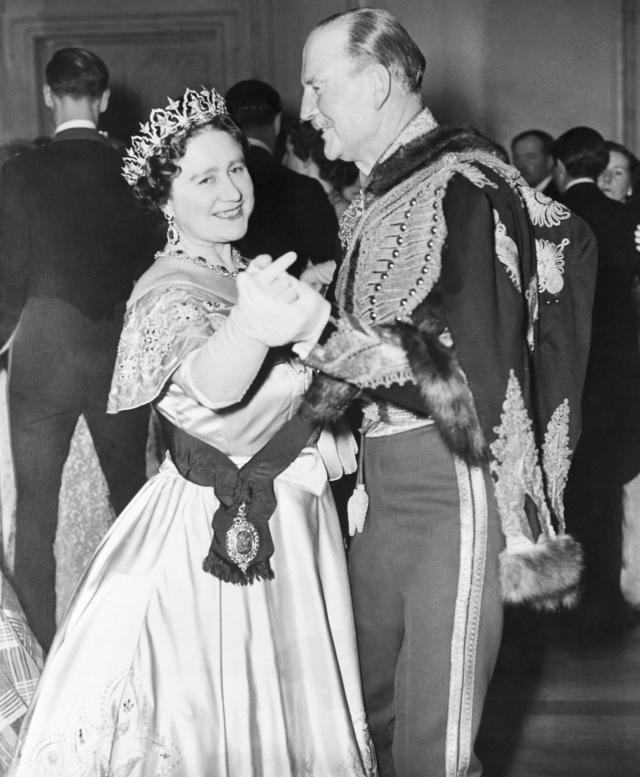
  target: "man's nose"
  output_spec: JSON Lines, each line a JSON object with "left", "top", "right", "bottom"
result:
{"left": 300, "top": 89, "right": 315, "bottom": 121}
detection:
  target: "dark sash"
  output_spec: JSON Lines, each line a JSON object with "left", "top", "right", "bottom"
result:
{"left": 160, "top": 413, "right": 319, "bottom": 584}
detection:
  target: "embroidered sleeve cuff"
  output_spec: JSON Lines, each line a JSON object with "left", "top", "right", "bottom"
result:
{"left": 303, "top": 314, "right": 415, "bottom": 389}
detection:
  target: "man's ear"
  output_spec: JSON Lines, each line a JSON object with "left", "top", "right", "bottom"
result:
{"left": 43, "top": 84, "right": 54, "bottom": 109}
{"left": 98, "top": 88, "right": 111, "bottom": 114}
{"left": 273, "top": 112, "right": 282, "bottom": 137}
{"left": 370, "top": 62, "right": 392, "bottom": 110}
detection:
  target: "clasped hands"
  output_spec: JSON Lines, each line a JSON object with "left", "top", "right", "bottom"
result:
{"left": 235, "top": 252, "right": 330, "bottom": 347}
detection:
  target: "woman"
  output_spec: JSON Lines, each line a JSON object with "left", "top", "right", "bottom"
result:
{"left": 597, "top": 140, "right": 640, "bottom": 202}
{"left": 8, "top": 88, "right": 375, "bottom": 777}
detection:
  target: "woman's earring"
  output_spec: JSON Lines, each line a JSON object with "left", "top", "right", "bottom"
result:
{"left": 165, "top": 213, "right": 180, "bottom": 248}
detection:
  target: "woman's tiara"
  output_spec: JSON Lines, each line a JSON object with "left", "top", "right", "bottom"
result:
{"left": 122, "top": 87, "right": 228, "bottom": 186}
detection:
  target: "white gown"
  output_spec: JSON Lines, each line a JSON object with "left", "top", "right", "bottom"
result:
{"left": 8, "top": 258, "right": 376, "bottom": 777}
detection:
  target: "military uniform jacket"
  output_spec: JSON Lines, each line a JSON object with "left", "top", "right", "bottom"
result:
{"left": 303, "top": 110, "right": 598, "bottom": 610}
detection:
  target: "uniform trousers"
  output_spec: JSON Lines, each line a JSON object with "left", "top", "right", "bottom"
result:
{"left": 349, "top": 425, "right": 503, "bottom": 777}
{"left": 8, "top": 298, "right": 149, "bottom": 651}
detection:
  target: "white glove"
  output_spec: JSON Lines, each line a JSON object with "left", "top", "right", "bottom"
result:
{"left": 236, "top": 253, "right": 330, "bottom": 346}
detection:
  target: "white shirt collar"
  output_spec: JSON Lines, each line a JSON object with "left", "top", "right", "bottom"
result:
{"left": 55, "top": 119, "right": 97, "bottom": 134}
{"left": 534, "top": 174, "right": 553, "bottom": 192}
{"left": 564, "top": 177, "right": 594, "bottom": 192}
{"left": 247, "top": 137, "right": 272, "bottom": 154}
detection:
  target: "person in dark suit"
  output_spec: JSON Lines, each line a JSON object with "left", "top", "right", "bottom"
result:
{"left": 0, "top": 48, "right": 154, "bottom": 651}
{"left": 552, "top": 126, "right": 640, "bottom": 624}
{"left": 511, "top": 128, "right": 560, "bottom": 199}
{"left": 225, "top": 79, "right": 338, "bottom": 278}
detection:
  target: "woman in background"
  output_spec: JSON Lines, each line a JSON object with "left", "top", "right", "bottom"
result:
{"left": 598, "top": 140, "right": 640, "bottom": 202}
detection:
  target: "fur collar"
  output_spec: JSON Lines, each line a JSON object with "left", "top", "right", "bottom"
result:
{"left": 367, "top": 122, "right": 503, "bottom": 198}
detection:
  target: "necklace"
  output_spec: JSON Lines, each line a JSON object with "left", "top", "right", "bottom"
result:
{"left": 156, "top": 247, "right": 248, "bottom": 277}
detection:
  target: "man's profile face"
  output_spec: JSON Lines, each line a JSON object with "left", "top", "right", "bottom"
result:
{"left": 512, "top": 135, "right": 553, "bottom": 187}
{"left": 300, "top": 24, "right": 377, "bottom": 167}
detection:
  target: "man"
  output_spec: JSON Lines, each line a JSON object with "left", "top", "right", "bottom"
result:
{"left": 511, "top": 128, "right": 559, "bottom": 198}
{"left": 296, "top": 9, "right": 597, "bottom": 776}
{"left": 553, "top": 127, "right": 640, "bottom": 624}
{"left": 0, "top": 48, "right": 154, "bottom": 651}
{"left": 225, "top": 79, "right": 338, "bottom": 278}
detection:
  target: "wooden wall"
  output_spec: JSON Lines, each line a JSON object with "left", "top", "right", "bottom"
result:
{"left": 0, "top": 0, "right": 638, "bottom": 155}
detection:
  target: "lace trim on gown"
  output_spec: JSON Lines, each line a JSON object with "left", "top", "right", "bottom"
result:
{"left": 107, "top": 286, "right": 231, "bottom": 414}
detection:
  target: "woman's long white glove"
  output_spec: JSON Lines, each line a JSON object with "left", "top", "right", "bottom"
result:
{"left": 173, "top": 306, "right": 270, "bottom": 410}
{"left": 174, "top": 252, "right": 329, "bottom": 409}
{"left": 235, "top": 253, "right": 330, "bottom": 347}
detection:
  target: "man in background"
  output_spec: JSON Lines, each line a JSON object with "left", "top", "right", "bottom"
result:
{"left": 0, "top": 47, "right": 154, "bottom": 651}
{"left": 225, "top": 79, "right": 338, "bottom": 278}
{"left": 553, "top": 126, "right": 640, "bottom": 626}
{"left": 511, "top": 128, "right": 559, "bottom": 198}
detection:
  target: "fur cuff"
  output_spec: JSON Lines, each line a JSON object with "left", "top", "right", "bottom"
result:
{"left": 500, "top": 534, "right": 583, "bottom": 611}
{"left": 300, "top": 372, "right": 362, "bottom": 423}
{"left": 394, "top": 323, "right": 488, "bottom": 466}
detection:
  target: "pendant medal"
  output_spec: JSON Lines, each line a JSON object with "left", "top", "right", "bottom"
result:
{"left": 225, "top": 503, "right": 259, "bottom": 573}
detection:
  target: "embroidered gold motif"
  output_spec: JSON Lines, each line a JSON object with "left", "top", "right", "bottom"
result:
{"left": 542, "top": 399, "right": 572, "bottom": 532}
{"left": 455, "top": 160, "right": 499, "bottom": 190}
{"left": 336, "top": 164, "right": 451, "bottom": 325}
{"left": 305, "top": 315, "right": 415, "bottom": 390}
{"left": 493, "top": 210, "right": 521, "bottom": 291}
{"left": 537, "top": 237, "right": 570, "bottom": 295}
{"left": 338, "top": 189, "right": 366, "bottom": 251}
{"left": 525, "top": 276, "right": 539, "bottom": 352}
{"left": 490, "top": 371, "right": 553, "bottom": 542}
{"left": 518, "top": 187, "right": 571, "bottom": 227}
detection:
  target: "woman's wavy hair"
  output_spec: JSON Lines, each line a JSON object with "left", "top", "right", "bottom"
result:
{"left": 132, "top": 113, "right": 248, "bottom": 212}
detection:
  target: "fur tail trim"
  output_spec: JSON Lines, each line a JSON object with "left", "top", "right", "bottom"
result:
{"left": 299, "top": 372, "right": 362, "bottom": 423}
{"left": 500, "top": 534, "right": 583, "bottom": 611}
{"left": 393, "top": 323, "right": 488, "bottom": 466}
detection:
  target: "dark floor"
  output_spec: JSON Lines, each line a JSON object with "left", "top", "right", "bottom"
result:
{"left": 476, "top": 592, "right": 640, "bottom": 777}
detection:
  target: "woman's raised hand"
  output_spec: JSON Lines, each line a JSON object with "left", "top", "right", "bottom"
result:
{"left": 236, "top": 252, "right": 330, "bottom": 346}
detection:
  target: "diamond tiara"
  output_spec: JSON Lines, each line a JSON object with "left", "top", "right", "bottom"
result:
{"left": 122, "top": 87, "right": 228, "bottom": 186}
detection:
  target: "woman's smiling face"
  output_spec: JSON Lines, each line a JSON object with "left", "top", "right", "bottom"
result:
{"left": 164, "top": 127, "right": 254, "bottom": 250}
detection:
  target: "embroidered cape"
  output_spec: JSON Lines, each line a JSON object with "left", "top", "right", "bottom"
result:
{"left": 303, "top": 114, "right": 598, "bottom": 610}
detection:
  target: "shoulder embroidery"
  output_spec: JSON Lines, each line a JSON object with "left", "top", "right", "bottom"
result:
{"left": 108, "top": 285, "right": 230, "bottom": 412}
{"left": 453, "top": 159, "right": 499, "bottom": 190}
{"left": 537, "top": 237, "right": 570, "bottom": 295}
{"left": 493, "top": 209, "right": 521, "bottom": 291}
{"left": 518, "top": 187, "right": 571, "bottom": 228}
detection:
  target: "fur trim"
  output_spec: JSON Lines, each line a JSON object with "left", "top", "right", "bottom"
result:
{"left": 300, "top": 372, "right": 362, "bottom": 423}
{"left": 500, "top": 534, "right": 584, "bottom": 611}
{"left": 392, "top": 322, "right": 488, "bottom": 466}
{"left": 368, "top": 124, "right": 503, "bottom": 198}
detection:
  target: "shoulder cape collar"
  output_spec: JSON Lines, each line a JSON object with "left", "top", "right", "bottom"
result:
{"left": 367, "top": 122, "right": 504, "bottom": 198}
